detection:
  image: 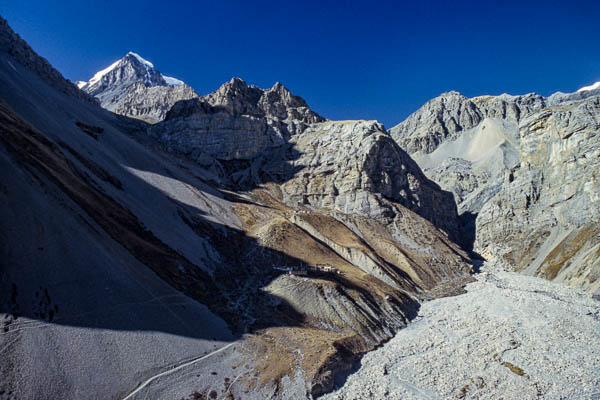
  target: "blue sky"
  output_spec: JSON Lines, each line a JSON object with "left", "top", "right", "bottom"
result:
{"left": 1, "top": 0, "right": 599, "bottom": 127}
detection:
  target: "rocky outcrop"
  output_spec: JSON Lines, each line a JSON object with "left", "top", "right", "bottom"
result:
{"left": 389, "top": 92, "right": 546, "bottom": 218}
{"left": 389, "top": 91, "right": 484, "bottom": 155}
{"left": 276, "top": 120, "right": 462, "bottom": 243}
{"left": 390, "top": 89, "right": 600, "bottom": 217}
{"left": 78, "top": 52, "right": 198, "bottom": 122}
{"left": 389, "top": 91, "right": 547, "bottom": 156}
{"left": 152, "top": 80, "right": 462, "bottom": 244}
{"left": 475, "top": 96, "right": 600, "bottom": 294}
{"left": 151, "top": 78, "right": 325, "bottom": 161}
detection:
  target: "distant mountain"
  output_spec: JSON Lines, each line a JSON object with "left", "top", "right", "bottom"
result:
{"left": 78, "top": 51, "right": 198, "bottom": 123}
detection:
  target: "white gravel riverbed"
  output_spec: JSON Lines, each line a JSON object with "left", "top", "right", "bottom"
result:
{"left": 323, "top": 264, "right": 600, "bottom": 400}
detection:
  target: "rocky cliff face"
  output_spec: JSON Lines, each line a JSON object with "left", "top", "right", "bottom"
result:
{"left": 389, "top": 89, "right": 600, "bottom": 157}
{"left": 276, "top": 120, "right": 462, "bottom": 243}
{"left": 392, "top": 88, "right": 600, "bottom": 293}
{"left": 152, "top": 78, "right": 325, "bottom": 161}
{"left": 389, "top": 91, "right": 484, "bottom": 155}
{"left": 475, "top": 96, "right": 600, "bottom": 293}
{"left": 78, "top": 51, "right": 198, "bottom": 123}
{"left": 151, "top": 80, "right": 462, "bottom": 244}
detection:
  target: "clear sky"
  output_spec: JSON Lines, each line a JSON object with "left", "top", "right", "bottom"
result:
{"left": 1, "top": 0, "right": 599, "bottom": 127}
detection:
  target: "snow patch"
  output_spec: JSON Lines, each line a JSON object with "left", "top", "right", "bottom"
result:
{"left": 162, "top": 75, "right": 184, "bottom": 87}
{"left": 126, "top": 51, "right": 154, "bottom": 68}
{"left": 86, "top": 58, "right": 122, "bottom": 87}
{"left": 577, "top": 81, "right": 600, "bottom": 92}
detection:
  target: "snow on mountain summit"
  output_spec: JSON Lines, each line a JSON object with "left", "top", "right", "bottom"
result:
{"left": 162, "top": 75, "right": 184, "bottom": 86}
{"left": 577, "top": 81, "right": 600, "bottom": 92}
{"left": 79, "top": 51, "right": 186, "bottom": 91}
{"left": 126, "top": 51, "right": 154, "bottom": 68}
{"left": 78, "top": 51, "right": 197, "bottom": 122}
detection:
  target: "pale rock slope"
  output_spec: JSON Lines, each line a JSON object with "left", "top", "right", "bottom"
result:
{"left": 390, "top": 88, "right": 600, "bottom": 294}
{"left": 0, "top": 16, "right": 472, "bottom": 400}
{"left": 389, "top": 91, "right": 546, "bottom": 216}
{"left": 475, "top": 97, "right": 600, "bottom": 294}
{"left": 78, "top": 51, "right": 198, "bottom": 123}
{"left": 324, "top": 262, "right": 600, "bottom": 400}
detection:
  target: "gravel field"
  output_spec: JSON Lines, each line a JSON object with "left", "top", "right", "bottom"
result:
{"left": 324, "top": 263, "right": 600, "bottom": 400}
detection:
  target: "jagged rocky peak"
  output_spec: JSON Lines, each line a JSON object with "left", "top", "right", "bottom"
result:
{"left": 389, "top": 89, "right": 550, "bottom": 219}
{"left": 389, "top": 90, "right": 483, "bottom": 155}
{"left": 154, "top": 77, "right": 326, "bottom": 160}
{"left": 201, "top": 77, "right": 264, "bottom": 116}
{"left": 79, "top": 51, "right": 198, "bottom": 123}
{"left": 197, "top": 77, "right": 325, "bottom": 123}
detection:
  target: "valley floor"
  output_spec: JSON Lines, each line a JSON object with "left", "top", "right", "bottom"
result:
{"left": 323, "top": 263, "right": 600, "bottom": 400}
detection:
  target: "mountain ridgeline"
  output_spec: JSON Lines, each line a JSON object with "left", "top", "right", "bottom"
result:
{"left": 0, "top": 13, "right": 598, "bottom": 400}
{"left": 0, "top": 15, "right": 471, "bottom": 400}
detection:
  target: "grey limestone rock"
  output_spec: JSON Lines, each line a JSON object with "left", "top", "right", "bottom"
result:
{"left": 151, "top": 80, "right": 463, "bottom": 244}
{"left": 151, "top": 78, "right": 326, "bottom": 161}
{"left": 391, "top": 88, "right": 600, "bottom": 293}
{"left": 475, "top": 96, "right": 600, "bottom": 294}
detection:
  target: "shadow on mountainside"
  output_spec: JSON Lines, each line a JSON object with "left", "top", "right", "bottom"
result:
{"left": 459, "top": 211, "right": 484, "bottom": 262}
{"left": 0, "top": 97, "right": 304, "bottom": 340}
{"left": 0, "top": 94, "right": 425, "bottom": 348}
{"left": 0, "top": 17, "right": 463, "bottom": 399}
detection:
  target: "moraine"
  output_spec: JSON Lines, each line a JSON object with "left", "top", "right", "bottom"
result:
{"left": 324, "top": 262, "right": 600, "bottom": 400}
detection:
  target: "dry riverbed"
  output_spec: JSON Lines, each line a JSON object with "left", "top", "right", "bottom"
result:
{"left": 323, "top": 263, "right": 600, "bottom": 400}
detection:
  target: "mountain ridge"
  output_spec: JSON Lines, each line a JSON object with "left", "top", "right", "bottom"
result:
{"left": 0, "top": 15, "right": 473, "bottom": 400}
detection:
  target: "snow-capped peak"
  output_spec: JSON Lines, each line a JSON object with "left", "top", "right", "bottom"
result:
{"left": 80, "top": 51, "right": 187, "bottom": 90}
{"left": 86, "top": 57, "right": 122, "bottom": 87}
{"left": 126, "top": 51, "right": 154, "bottom": 68}
{"left": 577, "top": 81, "right": 600, "bottom": 92}
{"left": 125, "top": 52, "right": 183, "bottom": 87}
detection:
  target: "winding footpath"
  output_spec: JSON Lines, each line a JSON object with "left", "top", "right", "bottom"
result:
{"left": 324, "top": 264, "right": 600, "bottom": 400}
{"left": 121, "top": 342, "right": 236, "bottom": 400}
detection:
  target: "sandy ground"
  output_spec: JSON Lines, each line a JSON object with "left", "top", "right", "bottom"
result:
{"left": 323, "top": 263, "right": 600, "bottom": 400}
